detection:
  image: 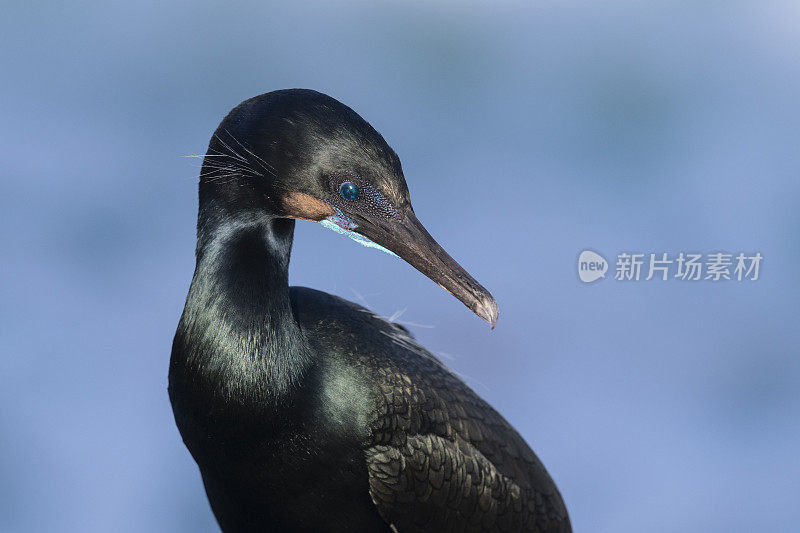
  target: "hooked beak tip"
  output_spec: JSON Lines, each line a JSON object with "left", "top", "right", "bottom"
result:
{"left": 475, "top": 297, "right": 499, "bottom": 329}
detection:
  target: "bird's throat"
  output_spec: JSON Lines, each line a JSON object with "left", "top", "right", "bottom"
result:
{"left": 173, "top": 213, "right": 311, "bottom": 403}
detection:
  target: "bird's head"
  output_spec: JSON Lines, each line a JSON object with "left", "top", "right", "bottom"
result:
{"left": 200, "top": 89, "right": 498, "bottom": 328}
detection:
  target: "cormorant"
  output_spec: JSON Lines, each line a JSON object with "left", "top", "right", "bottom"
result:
{"left": 169, "top": 89, "right": 570, "bottom": 532}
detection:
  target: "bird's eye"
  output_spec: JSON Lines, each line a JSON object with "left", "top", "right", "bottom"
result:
{"left": 339, "top": 182, "right": 360, "bottom": 201}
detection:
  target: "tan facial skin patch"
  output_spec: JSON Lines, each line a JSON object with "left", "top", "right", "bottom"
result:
{"left": 282, "top": 192, "right": 336, "bottom": 221}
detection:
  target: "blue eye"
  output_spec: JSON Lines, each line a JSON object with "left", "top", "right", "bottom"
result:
{"left": 339, "top": 182, "right": 360, "bottom": 201}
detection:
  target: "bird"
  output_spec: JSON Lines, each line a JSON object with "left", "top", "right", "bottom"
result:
{"left": 169, "top": 89, "right": 570, "bottom": 532}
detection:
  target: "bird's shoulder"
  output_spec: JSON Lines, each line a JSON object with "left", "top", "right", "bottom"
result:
{"left": 289, "top": 287, "right": 569, "bottom": 532}
{"left": 289, "top": 286, "right": 416, "bottom": 341}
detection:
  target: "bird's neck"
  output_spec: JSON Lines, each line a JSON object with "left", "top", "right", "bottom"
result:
{"left": 176, "top": 205, "right": 311, "bottom": 401}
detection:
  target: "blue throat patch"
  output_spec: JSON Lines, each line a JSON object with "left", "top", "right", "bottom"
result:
{"left": 319, "top": 208, "right": 398, "bottom": 257}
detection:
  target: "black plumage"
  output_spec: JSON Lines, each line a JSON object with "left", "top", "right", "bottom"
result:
{"left": 169, "top": 89, "right": 570, "bottom": 532}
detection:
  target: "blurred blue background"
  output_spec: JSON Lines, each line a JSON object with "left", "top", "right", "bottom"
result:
{"left": 2, "top": 1, "right": 799, "bottom": 531}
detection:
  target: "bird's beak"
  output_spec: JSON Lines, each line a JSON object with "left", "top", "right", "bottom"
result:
{"left": 354, "top": 210, "right": 499, "bottom": 328}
